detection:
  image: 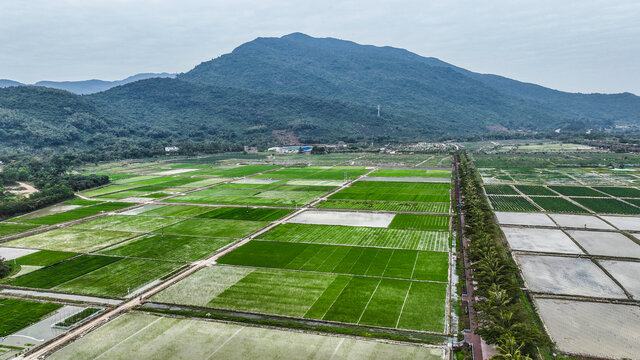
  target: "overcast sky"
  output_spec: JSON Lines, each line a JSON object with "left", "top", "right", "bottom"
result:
{"left": 1, "top": 0, "right": 638, "bottom": 94}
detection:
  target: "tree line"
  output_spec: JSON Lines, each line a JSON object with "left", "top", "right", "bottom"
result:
{"left": 0, "top": 155, "right": 109, "bottom": 217}
{"left": 457, "top": 150, "right": 548, "bottom": 359}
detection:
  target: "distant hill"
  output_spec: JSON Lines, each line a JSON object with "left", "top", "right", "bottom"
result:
{"left": 0, "top": 79, "right": 24, "bottom": 88}
{"left": 181, "top": 33, "right": 638, "bottom": 130}
{"left": 34, "top": 73, "right": 176, "bottom": 94}
{"left": 1, "top": 78, "right": 414, "bottom": 150}
{"left": 1, "top": 33, "right": 639, "bottom": 153}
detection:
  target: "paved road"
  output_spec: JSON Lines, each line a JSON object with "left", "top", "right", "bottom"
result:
{"left": 20, "top": 167, "right": 378, "bottom": 360}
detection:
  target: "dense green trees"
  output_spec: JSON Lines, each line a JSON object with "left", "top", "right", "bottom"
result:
{"left": 0, "top": 258, "right": 11, "bottom": 279}
{"left": 0, "top": 155, "right": 109, "bottom": 217}
{"left": 458, "top": 151, "right": 544, "bottom": 357}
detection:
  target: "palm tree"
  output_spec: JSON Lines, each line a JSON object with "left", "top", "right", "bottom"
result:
{"left": 492, "top": 335, "right": 531, "bottom": 360}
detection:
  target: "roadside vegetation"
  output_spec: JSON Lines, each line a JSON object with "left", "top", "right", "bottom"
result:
{"left": 458, "top": 151, "right": 546, "bottom": 358}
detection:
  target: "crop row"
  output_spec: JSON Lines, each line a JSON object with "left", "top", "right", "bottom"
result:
{"left": 257, "top": 223, "right": 449, "bottom": 252}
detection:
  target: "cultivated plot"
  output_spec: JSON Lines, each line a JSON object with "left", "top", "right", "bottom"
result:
{"left": 100, "top": 234, "right": 233, "bottom": 262}
{"left": 388, "top": 214, "right": 450, "bottom": 231}
{"left": 600, "top": 215, "right": 640, "bottom": 231}
{"left": 0, "top": 223, "right": 40, "bottom": 237}
{"left": 48, "top": 313, "right": 445, "bottom": 360}
{"left": 494, "top": 212, "right": 554, "bottom": 227}
{"left": 363, "top": 177, "right": 450, "bottom": 183}
{"left": 502, "top": 227, "right": 583, "bottom": 254}
{"left": 515, "top": 254, "right": 626, "bottom": 298}
{"left": 530, "top": 197, "right": 588, "bottom": 213}
{"left": 318, "top": 200, "right": 450, "bottom": 213}
{"left": 9, "top": 255, "right": 182, "bottom": 298}
{"left": 548, "top": 214, "right": 614, "bottom": 230}
{"left": 0, "top": 297, "right": 62, "bottom": 337}
{"left": 72, "top": 215, "right": 182, "bottom": 233}
{"left": 258, "top": 223, "right": 449, "bottom": 252}
{"left": 534, "top": 298, "right": 639, "bottom": 359}
{"left": 18, "top": 202, "right": 134, "bottom": 226}
{"left": 488, "top": 196, "right": 538, "bottom": 212}
{"left": 217, "top": 241, "right": 449, "bottom": 282}
{"left": 599, "top": 260, "right": 640, "bottom": 299}
{"left": 566, "top": 230, "right": 640, "bottom": 258}
{"left": 155, "top": 218, "right": 268, "bottom": 238}
{"left": 572, "top": 198, "right": 640, "bottom": 215}
{"left": 197, "top": 207, "right": 293, "bottom": 221}
{"left": 287, "top": 210, "right": 395, "bottom": 228}
{"left": 4, "top": 228, "right": 138, "bottom": 252}
{"left": 152, "top": 265, "right": 447, "bottom": 332}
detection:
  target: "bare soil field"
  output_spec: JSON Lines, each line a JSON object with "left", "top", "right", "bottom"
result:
{"left": 548, "top": 214, "right": 615, "bottom": 230}
{"left": 600, "top": 260, "right": 640, "bottom": 299}
{"left": 287, "top": 210, "right": 395, "bottom": 228}
{"left": 515, "top": 254, "right": 626, "bottom": 298}
{"left": 566, "top": 230, "right": 640, "bottom": 258}
{"left": 494, "top": 212, "right": 555, "bottom": 227}
{"left": 601, "top": 215, "right": 640, "bottom": 231}
{"left": 0, "top": 247, "right": 39, "bottom": 260}
{"left": 535, "top": 298, "right": 639, "bottom": 359}
{"left": 502, "top": 228, "right": 583, "bottom": 254}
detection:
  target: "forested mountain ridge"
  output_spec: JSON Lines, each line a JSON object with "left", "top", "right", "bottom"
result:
{"left": 182, "top": 32, "right": 638, "bottom": 128}
{"left": 1, "top": 32, "right": 639, "bottom": 153}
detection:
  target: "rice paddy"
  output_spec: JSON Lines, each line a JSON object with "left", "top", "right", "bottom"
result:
{"left": 4, "top": 157, "right": 454, "bottom": 356}
{"left": 218, "top": 241, "right": 449, "bottom": 281}
{"left": 488, "top": 196, "right": 539, "bottom": 212}
{"left": 257, "top": 223, "right": 449, "bottom": 252}
{"left": 153, "top": 265, "right": 447, "bottom": 332}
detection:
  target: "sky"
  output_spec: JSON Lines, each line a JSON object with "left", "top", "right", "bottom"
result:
{"left": 1, "top": 0, "right": 639, "bottom": 94}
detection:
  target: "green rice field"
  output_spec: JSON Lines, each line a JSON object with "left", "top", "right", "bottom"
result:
{"left": 571, "top": 197, "right": 640, "bottom": 214}
{"left": 371, "top": 169, "right": 450, "bottom": 178}
{"left": 154, "top": 218, "right": 268, "bottom": 238}
{"left": 0, "top": 223, "right": 39, "bottom": 236}
{"left": 72, "top": 215, "right": 182, "bottom": 232}
{"left": 196, "top": 207, "right": 293, "bottom": 221}
{"left": 13, "top": 250, "right": 78, "bottom": 267}
{"left": 388, "top": 214, "right": 450, "bottom": 230}
{"left": 317, "top": 199, "right": 450, "bottom": 213}
{"left": 218, "top": 240, "right": 449, "bottom": 282}
{"left": 136, "top": 205, "right": 211, "bottom": 218}
{"left": 514, "top": 185, "right": 556, "bottom": 196}
{"left": 483, "top": 185, "right": 518, "bottom": 195}
{"left": 101, "top": 234, "right": 233, "bottom": 262}
{"left": 592, "top": 186, "right": 640, "bottom": 198}
{"left": 548, "top": 186, "right": 607, "bottom": 197}
{"left": 8, "top": 254, "right": 182, "bottom": 298}
{"left": 488, "top": 196, "right": 539, "bottom": 212}
{"left": 153, "top": 265, "right": 446, "bottom": 332}
{"left": 0, "top": 297, "right": 62, "bottom": 337}
{"left": 529, "top": 197, "right": 589, "bottom": 213}
{"left": 257, "top": 223, "right": 449, "bottom": 252}
{"left": 19, "top": 202, "right": 133, "bottom": 225}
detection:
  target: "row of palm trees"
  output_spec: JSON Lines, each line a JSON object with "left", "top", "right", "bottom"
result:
{"left": 458, "top": 152, "right": 545, "bottom": 359}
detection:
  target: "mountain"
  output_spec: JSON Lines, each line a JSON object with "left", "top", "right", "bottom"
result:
{"left": 181, "top": 32, "right": 638, "bottom": 129}
{"left": 34, "top": 73, "right": 176, "bottom": 94}
{"left": 1, "top": 33, "right": 639, "bottom": 153}
{"left": 0, "top": 79, "right": 24, "bottom": 88}
{"left": 0, "top": 78, "right": 413, "bottom": 151}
